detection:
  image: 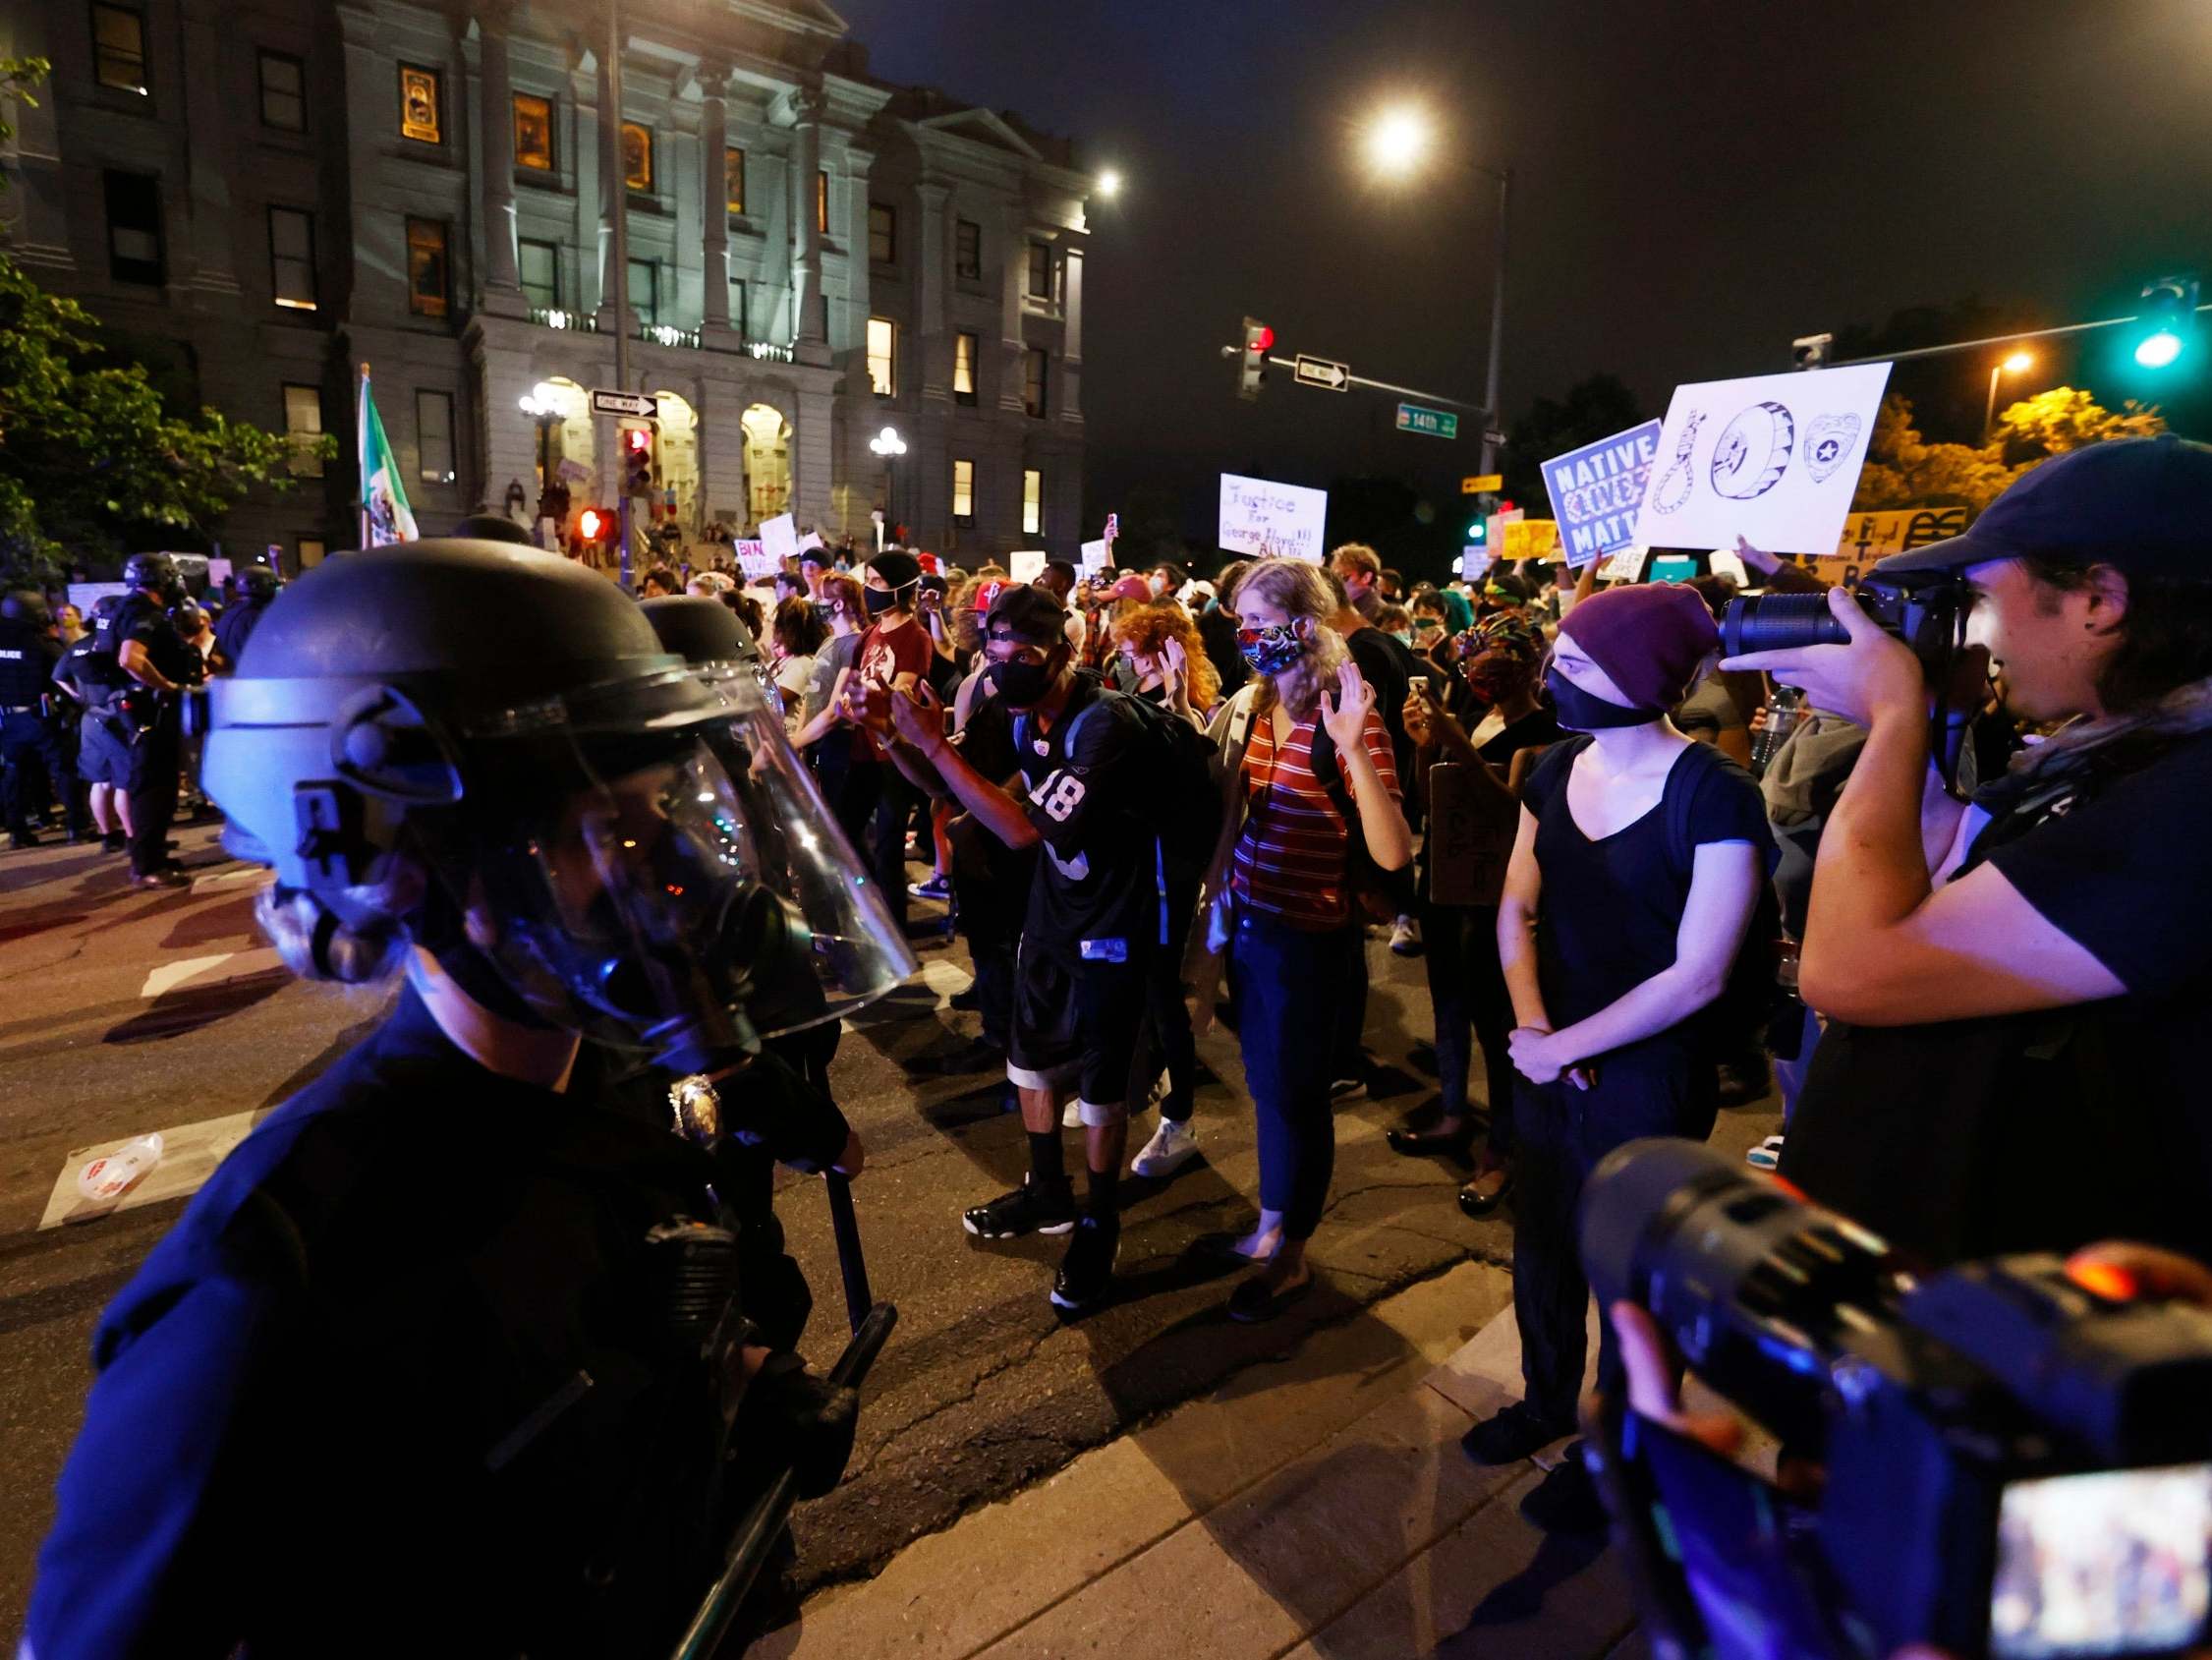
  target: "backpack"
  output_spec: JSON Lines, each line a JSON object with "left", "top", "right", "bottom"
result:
{"left": 1661, "top": 745, "right": 1786, "bottom": 1057}
{"left": 1223, "top": 690, "right": 1416, "bottom": 917}
{"left": 1016, "top": 685, "right": 1222, "bottom": 881}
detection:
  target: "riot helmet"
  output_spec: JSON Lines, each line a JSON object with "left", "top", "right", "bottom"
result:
{"left": 122, "top": 552, "right": 186, "bottom": 604}
{"left": 201, "top": 539, "right": 886, "bottom": 1073}
{"left": 234, "top": 565, "right": 280, "bottom": 603}
{"left": 2, "top": 591, "right": 51, "bottom": 629}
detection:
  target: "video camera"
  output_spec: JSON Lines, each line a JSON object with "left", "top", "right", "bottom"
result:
{"left": 1580, "top": 1138, "right": 2212, "bottom": 1660}
{"left": 1719, "top": 569, "right": 1967, "bottom": 669}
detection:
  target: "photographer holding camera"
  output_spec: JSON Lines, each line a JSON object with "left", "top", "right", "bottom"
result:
{"left": 1722, "top": 435, "right": 2212, "bottom": 1268}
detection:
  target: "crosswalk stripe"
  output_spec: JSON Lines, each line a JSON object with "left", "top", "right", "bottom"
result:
{"left": 191, "top": 868, "right": 269, "bottom": 896}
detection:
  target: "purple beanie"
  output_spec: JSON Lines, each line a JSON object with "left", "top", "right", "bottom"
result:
{"left": 1557, "top": 583, "right": 1720, "bottom": 711}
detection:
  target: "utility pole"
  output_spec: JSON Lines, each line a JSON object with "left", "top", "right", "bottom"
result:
{"left": 1477, "top": 165, "right": 1509, "bottom": 482}
{"left": 607, "top": 2, "right": 635, "bottom": 590}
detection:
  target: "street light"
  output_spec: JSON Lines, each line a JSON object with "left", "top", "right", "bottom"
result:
{"left": 1985, "top": 351, "right": 2034, "bottom": 438}
{"left": 1096, "top": 167, "right": 1122, "bottom": 200}
{"left": 518, "top": 384, "right": 566, "bottom": 517}
{"left": 869, "top": 425, "right": 907, "bottom": 548}
{"left": 1362, "top": 105, "right": 1432, "bottom": 179}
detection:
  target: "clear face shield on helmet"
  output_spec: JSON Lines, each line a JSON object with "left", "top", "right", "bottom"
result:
{"left": 454, "top": 665, "right": 914, "bottom": 1077}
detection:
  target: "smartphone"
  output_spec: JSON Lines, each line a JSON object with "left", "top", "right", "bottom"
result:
{"left": 1409, "top": 675, "right": 1431, "bottom": 695}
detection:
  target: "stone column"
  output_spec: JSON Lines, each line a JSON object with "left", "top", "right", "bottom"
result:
{"left": 997, "top": 206, "right": 1031, "bottom": 414}
{"left": 700, "top": 64, "right": 732, "bottom": 336}
{"left": 477, "top": 0, "right": 522, "bottom": 302}
{"left": 177, "top": 5, "right": 242, "bottom": 305}
{"left": 595, "top": 35, "right": 620, "bottom": 326}
{"left": 1060, "top": 235, "right": 1085, "bottom": 428}
{"left": 916, "top": 181, "right": 951, "bottom": 405}
{"left": 791, "top": 85, "right": 826, "bottom": 361}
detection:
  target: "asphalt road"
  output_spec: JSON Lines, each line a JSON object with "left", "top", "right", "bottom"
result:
{"left": 0, "top": 822, "right": 1779, "bottom": 1636}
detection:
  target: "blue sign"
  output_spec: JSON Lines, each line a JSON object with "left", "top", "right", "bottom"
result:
{"left": 1540, "top": 419, "right": 1663, "bottom": 566}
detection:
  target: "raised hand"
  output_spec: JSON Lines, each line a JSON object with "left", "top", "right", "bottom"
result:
{"left": 889, "top": 680, "right": 949, "bottom": 758}
{"left": 1317, "top": 659, "right": 1374, "bottom": 751}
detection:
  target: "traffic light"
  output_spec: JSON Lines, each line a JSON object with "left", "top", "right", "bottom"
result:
{"left": 577, "top": 505, "right": 610, "bottom": 544}
{"left": 622, "top": 426, "right": 655, "bottom": 496}
{"left": 1238, "top": 316, "right": 1273, "bottom": 401}
{"left": 2133, "top": 274, "right": 2199, "bottom": 370}
{"left": 1466, "top": 490, "right": 1499, "bottom": 544}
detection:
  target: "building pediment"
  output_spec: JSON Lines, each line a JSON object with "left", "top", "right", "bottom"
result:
{"left": 914, "top": 107, "right": 1044, "bottom": 162}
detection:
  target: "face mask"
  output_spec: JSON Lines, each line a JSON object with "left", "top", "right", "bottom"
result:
{"left": 1545, "top": 666, "right": 1661, "bottom": 731}
{"left": 1148, "top": 576, "right": 1168, "bottom": 599}
{"left": 1238, "top": 621, "right": 1307, "bottom": 676}
{"left": 1390, "top": 629, "right": 1413, "bottom": 647}
{"left": 988, "top": 656, "right": 1055, "bottom": 709}
{"left": 863, "top": 582, "right": 912, "bottom": 618}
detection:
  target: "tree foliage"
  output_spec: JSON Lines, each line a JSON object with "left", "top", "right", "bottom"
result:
{"left": 1503, "top": 373, "right": 1646, "bottom": 509}
{"left": 0, "top": 62, "right": 319, "bottom": 588}
{"left": 1852, "top": 389, "right": 2164, "bottom": 516}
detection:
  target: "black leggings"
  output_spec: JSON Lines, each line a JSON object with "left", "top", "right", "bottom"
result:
{"left": 1145, "top": 874, "right": 1202, "bottom": 1123}
{"left": 1418, "top": 900, "right": 1517, "bottom": 1156}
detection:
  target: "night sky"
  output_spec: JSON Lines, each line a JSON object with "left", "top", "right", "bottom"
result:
{"left": 835, "top": 0, "right": 2212, "bottom": 555}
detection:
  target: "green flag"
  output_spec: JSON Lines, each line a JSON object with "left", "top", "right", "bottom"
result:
{"left": 358, "top": 367, "right": 419, "bottom": 545}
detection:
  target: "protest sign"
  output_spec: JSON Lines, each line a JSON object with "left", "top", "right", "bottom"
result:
{"left": 1460, "top": 548, "right": 1495, "bottom": 583}
{"left": 795, "top": 530, "right": 824, "bottom": 554}
{"left": 1831, "top": 505, "right": 1967, "bottom": 561}
{"left": 1502, "top": 518, "right": 1560, "bottom": 562}
{"left": 733, "top": 539, "right": 779, "bottom": 580}
{"left": 1079, "top": 539, "right": 1111, "bottom": 574}
{"left": 1596, "top": 547, "right": 1650, "bottom": 584}
{"left": 759, "top": 512, "right": 799, "bottom": 563}
{"left": 1218, "top": 473, "right": 1327, "bottom": 562}
{"left": 1008, "top": 549, "right": 1048, "bottom": 583}
{"left": 1541, "top": 419, "right": 1662, "bottom": 566}
{"left": 1635, "top": 364, "right": 1892, "bottom": 554}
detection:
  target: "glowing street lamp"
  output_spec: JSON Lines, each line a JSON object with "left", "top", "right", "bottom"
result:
{"left": 1985, "top": 351, "right": 2035, "bottom": 437}
{"left": 1096, "top": 167, "right": 1123, "bottom": 200}
{"left": 869, "top": 426, "right": 907, "bottom": 548}
{"left": 1363, "top": 105, "right": 1432, "bottom": 179}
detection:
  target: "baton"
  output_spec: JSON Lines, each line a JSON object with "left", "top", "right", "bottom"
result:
{"left": 823, "top": 1172, "right": 871, "bottom": 1337}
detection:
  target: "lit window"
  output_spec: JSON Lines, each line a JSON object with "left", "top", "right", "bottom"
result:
{"left": 1026, "top": 241, "right": 1051, "bottom": 300}
{"left": 92, "top": 5, "right": 147, "bottom": 96}
{"left": 518, "top": 238, "right": 558, "bottom": 311}
{"left": 953, "top": 332, "right": 977, "bottom": 406}
{"left": 1022, "top": 469, "right": 1043, "bottom": 537}
{"left": 258, "top": 51, "right": 305, "bottom": 132}
{"left": 627, "top": 258, "right": 657, "bottom": 328}
{"left": 103, "top": 171, "right": 163, "bottom": 285}
{"left": 513, "top": 93, "right": 553, "bottom": 171}
{"left": 621, "top": 122, "right": 652, "bottom": 192}
{"left": 952, "top": 459, "right": 974, "bottom": 525}
{"left": 399, "top": 65, "right": 440, "bottom": 144}
{"left": 954, "top": 218, "right": 982, "bottom": 281}
{"left": 406, "top": 218, "right": 449, "bottom": 317}
{"left": 725, "top": 147, "right": 745, "bottom": 214}
{"left": 816, "top": 170, "right": 828, "bottom": 235}
{"left": 297, "top": 537, "right": 326, "bottom": 569}
{"left": 268, "top": 207, "right": 316, "bottom": 311}
{"left": 867, "top": 316, "right": 895, "bottom": 398}
{"left": 282, "top": 382, "right": 323, "bottom": 478}
{"left": 1023, "top": 348, "right": 1048, "bottom": 419}
{"left": 869, "top": 202, "right": 895, "bottom": 263}
{"left": 416, "top": 389, "right": 455, "bottom": 485}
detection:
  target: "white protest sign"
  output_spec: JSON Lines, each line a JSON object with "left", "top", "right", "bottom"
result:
{"left": 759, "top": 512, "right": 799, "bottom": 563}
{"left": 795, "top": 531, "right": 824, "bottom": 554}
{"left": 1460, "top": 548, "right": 1495, "bottom": 583}
{"left": 1706, "top": 546, "right": 1749, "bottom": 586}
{"left": 1218, "top": 473, "right": 1328, "bottom": 563}
{"left": 1008, "top": 550, "right": 1048, "bottom": 583}
{"left": 1597, "top": 546, "right": 1650, "bottom": 583}
{"left": 733, "top": 538, "right": 779, "bottom": 580}
{"left": 1635, "top": 363, "right": 1892, "bottom": 554}
{"left": 1079, "top": 539, "right": 1111, "bottom": 574}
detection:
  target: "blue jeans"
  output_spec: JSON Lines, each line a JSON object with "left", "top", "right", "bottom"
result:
{"left": 1229, "top": 909, "right": 1360, "bottom": 1240}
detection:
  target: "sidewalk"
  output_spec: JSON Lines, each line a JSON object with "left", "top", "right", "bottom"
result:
{"left": 759, "top": 1262, "right": 1639, "bottom": 1660}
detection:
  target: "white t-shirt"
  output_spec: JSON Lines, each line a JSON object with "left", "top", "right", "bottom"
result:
{"left": 772, "top": 653, "right": 814, "bottom": 735}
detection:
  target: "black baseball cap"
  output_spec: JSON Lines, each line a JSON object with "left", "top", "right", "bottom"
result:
{"left": 1878, "top": 434, "right": 2212, "bottom": 578}
{"left": 984, "top": 584, "right": 1067, "bottom": 649}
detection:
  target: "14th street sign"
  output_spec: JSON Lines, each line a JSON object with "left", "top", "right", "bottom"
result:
{"left": 1395, "top": 402, "right": 1458, "bottom": 439}
{"left": 1293, "top": 355, "right": 1350, "bottom": 391}
{"left": 591, "top": 389, "right": 658, "bottom": 419}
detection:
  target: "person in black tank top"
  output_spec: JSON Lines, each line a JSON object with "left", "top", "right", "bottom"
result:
{"left": 1461, "top": 585, "right": 1775, "bottom": 1537}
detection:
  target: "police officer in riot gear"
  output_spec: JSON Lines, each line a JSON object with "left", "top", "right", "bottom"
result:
{"left": 82, "top": 552, "right": 201, "bottom": 887}
{"left": 52, "top": 595, "right": 131, "bottom": 851}
{"left": 210, "top": 562, "right": 278, "bottom": 667}
{"left": 25, "top": 538, "right": 914, "bottom": 1658}
{"left": 1, "top": 591, "right": 89, "bottom": 846}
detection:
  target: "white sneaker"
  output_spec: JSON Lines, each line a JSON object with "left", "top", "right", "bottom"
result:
{"left": 1389, "top": 915, "right": 1422, "bottom": 956}
{"left": 1745, "top": 1134, "right": 1785, "bottom": 1171}
{"left": 1062, "top": 1098, "right": 1083, "bottom": 1129}
{"left": 1130, "top": 1116, "right": 1200, "bottom": 1178}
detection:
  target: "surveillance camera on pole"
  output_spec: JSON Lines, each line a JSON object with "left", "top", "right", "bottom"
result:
{"left": 1791, "top": 333, "right": 1834, "bottom": 371}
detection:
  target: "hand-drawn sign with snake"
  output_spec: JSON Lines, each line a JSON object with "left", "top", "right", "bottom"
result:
{"left": 1649, "top": 409, "right": 1707, "bottom": 514}
{"left": 1710, "top": 401, "right": 1795, "bottom": 500}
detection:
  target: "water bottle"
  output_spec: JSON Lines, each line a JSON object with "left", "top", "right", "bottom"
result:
{"left": 1750, "top": 683, "right": 1805, "bottom": 776}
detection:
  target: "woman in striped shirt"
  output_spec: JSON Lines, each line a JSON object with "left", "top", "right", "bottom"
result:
{"left": 1201, "top": 557, "right": 1412, "bottom": 1321}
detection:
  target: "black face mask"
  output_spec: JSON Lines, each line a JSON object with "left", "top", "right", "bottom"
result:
{"left": 863, "top": 581, "right": 916, "bottom": 618}
{"left": 1545, "top": 667, "right": 1662, "bottom": 731}
{"left": 988, "top": 657, "right": 1055, "bottom": 709}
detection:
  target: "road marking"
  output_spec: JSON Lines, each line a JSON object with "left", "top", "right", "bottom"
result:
{"left": 192, "top": 868, "right": 269, "bottom": 896}
{"left": 39, "top": 1107, "right": 277, "bottom": 1230}
{"left": 139, "top": 947, "right": 282, "bottom": 1001}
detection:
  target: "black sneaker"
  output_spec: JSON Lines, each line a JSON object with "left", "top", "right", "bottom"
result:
{"left": 100, "top": 831, "right": 128, "bottom": 853}
{"left": 1049, "top": 1214, "right": 1119, "bottom": 1311}
{"left": 1460, "top": 1399, "right": 1574, "bottom": 1465}
{"left": 1518, "top": 1447, "right": 1609, "bottom": 1535}
{"left": 962, "top": 1175, "right": 1077, "bottom": 1238}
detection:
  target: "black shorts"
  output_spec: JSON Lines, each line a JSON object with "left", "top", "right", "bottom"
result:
{"left": 1007, "top": 930, "right": 1151, "bottom": 1121}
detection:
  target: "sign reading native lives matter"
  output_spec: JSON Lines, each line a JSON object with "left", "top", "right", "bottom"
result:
{"left": 1541, "top": 420, "right": 1662, "bottom": 567}
{"left": 1219, "top": 473, "right": 1328, "bottom": 562}
{"left": 1633, "top": 364, "right": 1892, "bottom": 555}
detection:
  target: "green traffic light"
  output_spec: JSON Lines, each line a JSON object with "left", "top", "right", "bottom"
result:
{"left": 2135, "top": 330, "right": 2185, "bottom": 370}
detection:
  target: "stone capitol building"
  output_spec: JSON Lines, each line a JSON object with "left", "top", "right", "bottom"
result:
{"left": 0, "top": 0, "right": 1103, "bottom": 570}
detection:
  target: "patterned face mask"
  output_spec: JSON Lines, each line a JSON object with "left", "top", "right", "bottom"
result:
{"left": 1237, "top": 621, "right": 1308, "bottom": 676}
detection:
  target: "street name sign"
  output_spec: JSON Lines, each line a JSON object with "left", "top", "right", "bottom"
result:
{"left": 590, "top": 389, "right": 658, "bottom": 419}
{"left": 1459, "top": 473, "right": 1503, "bottom": 494}
{"left": 1395, "top": 403, "right": 1458, "bottom": 439}
{"left": 1294, "top": 355, "right": 1350, "bottom": 391}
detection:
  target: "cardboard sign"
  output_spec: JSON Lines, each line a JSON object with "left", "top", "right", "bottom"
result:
{"left": 1635, "top": 364, "right": 1892, "bottom": 554}
{"left": 1831, "top": 505, "right": 1968, "bottom": 561}
{"left": 733, "top": 539, "right": 779, "bottom": 580}
{"left": 1541, "top": 419, "right": 1663, "bottom": 567}
{"left": 1079, "top": 539, "right": 1111, "bottom": 575}
{"left": 1501, "top": 518, "right": 1560, "bottom": 561}
{"left": 759, "top": 512, "right": 799, "bottom": 563}
{"left": 1596, "top": 547, "right": 1649, "bottom": 584}
{"left": 1218, "top": 473, "right": 1328, "bottom": 562}
{"left": 1426, "top": 763, "right": 1518, "bottom": 908}
{"left": 1008, "top": 550, "right": 1048, "bottom": 583}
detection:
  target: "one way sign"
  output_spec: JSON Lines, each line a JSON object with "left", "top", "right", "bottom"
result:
{"left": 1293, "top": 355, "right": 1349, "bottom": 391}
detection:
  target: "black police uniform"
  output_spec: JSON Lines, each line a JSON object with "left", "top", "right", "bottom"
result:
{"left": 210, "top": 595, "right": 267, "bottom": 666}
{"left": 0, "top": 613, "right": 77, "bottom": 841}
{"left": 27, "top": 981, "right": 755, "bottom": 1658}
{"left": 99, "top": 590, "right": 199, "bottom": 876}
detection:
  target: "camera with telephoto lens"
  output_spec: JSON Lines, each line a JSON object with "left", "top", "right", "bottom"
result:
{"left": 1579, "top": 1138, "right": 2212, "bottom": 1660}
{"left": 1721, "top": 570, "right": 1967, "bottom": 672}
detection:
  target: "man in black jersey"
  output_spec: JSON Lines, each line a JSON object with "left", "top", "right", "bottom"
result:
{"left": 851, "top": 585, "right": 1158, "bottom": 1312}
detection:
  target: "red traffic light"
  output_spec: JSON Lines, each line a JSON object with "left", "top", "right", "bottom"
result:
{"left": 1249, "top": 325, "right": 1275, "bottom": 352}
{"left": 578, "top": 506, "right": 608, "bottom": 541}
{"left": 624, "top": 428, "right": 652, "bottom": 454}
